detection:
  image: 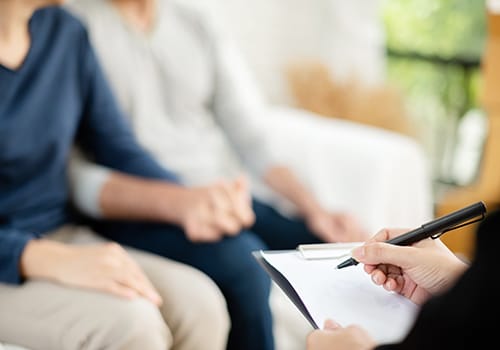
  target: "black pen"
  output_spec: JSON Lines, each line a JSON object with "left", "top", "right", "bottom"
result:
{"left": 336, "top": 201, "right": 487, "bottom": 269}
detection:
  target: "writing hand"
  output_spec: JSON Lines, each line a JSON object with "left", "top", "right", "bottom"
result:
{"left": 352, "top": 228, "right": 468, "bottom": 305}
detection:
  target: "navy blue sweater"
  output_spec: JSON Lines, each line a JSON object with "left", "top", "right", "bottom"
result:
{"left": 0, "top": 7, "right": 178, "bottom": 284}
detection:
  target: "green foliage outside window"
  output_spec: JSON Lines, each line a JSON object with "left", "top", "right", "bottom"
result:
{"left": 383, "top": 0, "right": 486, "bottom": 58}
{"left": 381, "top": 0, "right": 487, "bottom": 183}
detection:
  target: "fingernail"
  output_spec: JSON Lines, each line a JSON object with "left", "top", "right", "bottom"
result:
{"left": 126, "top": 290, "right": 138, "bottom": 299}
{"left": 150, "top": 292, "right": 162, "bottom": 304}
{"left": 324, "top": 319, "right": 340, "bottom": 330}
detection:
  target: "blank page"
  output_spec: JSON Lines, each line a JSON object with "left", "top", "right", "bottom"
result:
{"left": 261, "top": 248, "right": 419, "bottom": 344}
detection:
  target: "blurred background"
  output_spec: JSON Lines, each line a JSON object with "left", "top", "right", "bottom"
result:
{"left": 185, "top": 0, "right": 487, "bottom": 192}
{"left": 181, "top": 0, "right": 495, "bottom": 260}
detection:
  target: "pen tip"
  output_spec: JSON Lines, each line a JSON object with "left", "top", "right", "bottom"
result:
{"left": 336, "top": 257, "right": 359, "bottom": 269}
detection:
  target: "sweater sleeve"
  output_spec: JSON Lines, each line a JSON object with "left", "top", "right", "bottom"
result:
{"left": 199, "top": 13, "right": 280, "bottom": 177}
{"left": 75, "top": 27, "right": 180, "bottom": 183}
{"left": 0, "top": 229, "right": 36, "bottom": 284}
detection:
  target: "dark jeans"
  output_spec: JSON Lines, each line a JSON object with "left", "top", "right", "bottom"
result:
{"left": 90, "top": 199, "right": 321, "bottom": 350}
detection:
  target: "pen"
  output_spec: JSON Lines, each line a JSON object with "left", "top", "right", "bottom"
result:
{"left": 336, "top": 201, "right": 487, "bottom": 269}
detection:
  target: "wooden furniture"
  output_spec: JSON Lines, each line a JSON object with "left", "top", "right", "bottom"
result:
{"left": 437, "top": 5, "right": 500, "bottom": 261}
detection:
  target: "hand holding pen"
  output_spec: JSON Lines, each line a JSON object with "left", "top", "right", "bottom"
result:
{"left": 337, "top": 201, "right": 486, "bottom": 269}
{"left": 338, "top": 201, "right": 485, "bottom": 305}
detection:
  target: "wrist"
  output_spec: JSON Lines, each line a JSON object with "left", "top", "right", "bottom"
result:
{"left": 154, "top": 184, "right": 191, "bottom": 226}
{"left": 450, "top": 257, "right": 469, "bottom": 281}
{"left": 436, "top": 255, "right": 469, "bottom": 293}
{"left": 20, "top": 239, "right": 74, "bottom": 282}
{"left": 297, "top": 198, "right": 324, "bottom": 221}
{"left": 100, "top": 173, "right": 188, "bottom": 225}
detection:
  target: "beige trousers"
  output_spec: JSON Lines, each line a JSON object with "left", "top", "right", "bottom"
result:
{"left": 0, "top": 226, "right": 230, "bottom": 350}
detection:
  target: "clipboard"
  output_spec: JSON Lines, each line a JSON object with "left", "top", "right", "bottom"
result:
{"left": 253, "top": 243, "right": 420, "bottom": 344}
{"left": 253, "top": 242, "right": 362, "bottom": 329}
{"left": 253, "top": 250, "right": 318, "bottom": 328}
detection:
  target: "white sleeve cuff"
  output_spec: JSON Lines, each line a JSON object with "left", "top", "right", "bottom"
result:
{"left": 69, "top": 156, "right": 112, "bottom": 218}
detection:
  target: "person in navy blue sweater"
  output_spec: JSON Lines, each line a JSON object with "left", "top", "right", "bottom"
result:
{"left": 0, "top": 2, "right": 234, "bottom": 349}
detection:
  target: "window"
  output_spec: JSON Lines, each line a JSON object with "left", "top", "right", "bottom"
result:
{"left": 382, "top": 0, "right": 487, "bottom": 188}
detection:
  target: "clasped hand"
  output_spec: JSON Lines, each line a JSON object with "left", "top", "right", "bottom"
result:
{"left": 177, "top": 175, "right": 255, "bottom": 242}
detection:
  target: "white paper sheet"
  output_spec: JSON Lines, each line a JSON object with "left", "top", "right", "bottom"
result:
{"left": 261, "top": 246, "right": 420, "bottom": 344}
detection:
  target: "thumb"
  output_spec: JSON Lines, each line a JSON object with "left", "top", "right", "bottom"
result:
{"left": 235, "top": 174, "right": 249, "bottom": 190}
{"left": 234, "top": 175, "right": 252, "bottom": 201}
{"left": 352, "top": 242, "right": 417, "bottom": 268}
{"left": 232, "top": 175, "right": 255, "bottom": 225}
{"left": 323, "top": 319, "right": 341, "bottom": 331}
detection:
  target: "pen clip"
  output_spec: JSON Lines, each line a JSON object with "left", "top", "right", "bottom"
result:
{"left": 430, "top": 212, "right": 486, "bottom": 239}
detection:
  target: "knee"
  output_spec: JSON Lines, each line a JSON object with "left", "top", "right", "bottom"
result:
{"left": 186, "top": 274, "right": 230, "bottom": 336}
{"left": 206, "top": 285, "right": 231, "bottom": 331}
{"left": 91, "top": 298, "right": 172, "bottom": 350}
{"left": 163, "top": 268, "right": 230, "bottom": 350}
